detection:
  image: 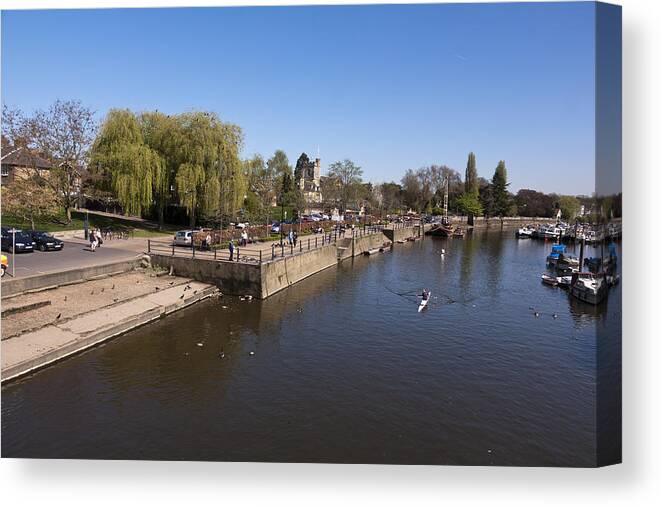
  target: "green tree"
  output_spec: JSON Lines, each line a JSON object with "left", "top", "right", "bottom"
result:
{"left": 91, "top": 109, "right": 166, "bottom": 218}
{"left": 464, "top": 152, "right": 479, "bottom": 197}
{"left": 558, "top": 195, "right": 581, "bottom": 220}
{"left": 456, "top": 193, "right": 483, "bottom": 217}
{"left": 268, "top": 150, "right": 296, "bottom": 207}
{"left": 327, "top": 159, "right": 363, "bottom": 212}
{"left": 491, "top": 160, "right": 511, "bottom": 217}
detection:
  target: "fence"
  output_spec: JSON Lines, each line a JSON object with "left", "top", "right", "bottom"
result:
{"left": 147, "top": 223, "right": 388, "bottom": 265}
{"left": 147, "top": 238, "right": 264, "bottom": 264}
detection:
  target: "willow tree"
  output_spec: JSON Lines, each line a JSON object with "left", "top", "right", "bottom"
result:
{"left": 138, "top": 111, "right": 180, "bottom": 227}
{"left": 90, "top": 109, "right": 166, "bottom": 217}
{"left": 174, "top": 112, "right": 244, "bottom": 227}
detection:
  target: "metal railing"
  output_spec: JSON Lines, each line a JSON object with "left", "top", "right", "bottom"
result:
{"left": 147, "top": 238, "right": 264, "bottom": 264}
{"left": 146, "top": 223, "right": 390, "bottom": 265}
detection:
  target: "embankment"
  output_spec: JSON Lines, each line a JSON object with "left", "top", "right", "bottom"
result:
{"left": 1, "top": 257, "right": 142, "bottom": 298}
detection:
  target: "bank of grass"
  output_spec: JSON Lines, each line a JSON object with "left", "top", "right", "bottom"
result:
{"left": 1, "top": 211, "right": 177, "bottom": 238}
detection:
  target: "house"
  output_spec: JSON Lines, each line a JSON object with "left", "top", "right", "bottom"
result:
{"left": 1, "top": 146, "right": 53, "bottom": 185}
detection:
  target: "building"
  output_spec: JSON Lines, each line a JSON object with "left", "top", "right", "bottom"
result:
{"left": 294, "top": 152, "right": 323, "bottom": 210}
{"left": 1, "top": 146, "right": 53, "bottom": 185}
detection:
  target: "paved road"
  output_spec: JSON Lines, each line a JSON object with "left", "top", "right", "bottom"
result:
{"left": 2, "top": 239, "right": 144, "bottom": 279}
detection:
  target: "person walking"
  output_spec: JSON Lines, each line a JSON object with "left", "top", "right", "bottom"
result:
{"left": 89, "top": 229, "right": 96, "bottom": 252}
{"left": 293, "top": 231, "right": 298, "bottom": 247}
{"left": 288, "top": 230, "right": 293, "bottom": 246}
{"left": 228, "top": 239, "right": 235, "bottom": 261}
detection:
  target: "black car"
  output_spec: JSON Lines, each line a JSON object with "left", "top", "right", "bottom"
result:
{"left": 0, "top": 228, "right": 35, "bottom": 253}
{"left": 30, "top": 231, "right": 64, "bottom": 251}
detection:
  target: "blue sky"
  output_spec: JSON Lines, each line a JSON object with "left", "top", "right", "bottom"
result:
{"left": 2, "top": 3, "right": 601, "bottom": 194}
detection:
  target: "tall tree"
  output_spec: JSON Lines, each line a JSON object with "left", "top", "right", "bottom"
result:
{"left": 294, "top": 152, "right": 311, "bottom": 183}
{"left": 246, "top": 154, "right": 277, "bottom": 215}
{"left": 91, "top": 109, "right": 166, "bottom": 219}
{"left": 327, "top": 159, "right": 363, "bottom": 212}
{"left": 2, "top": 100, "right": 97, "bottom": 222}
{"left": 401, "top": 169, "right": 422, "bottom": 211}
{"left": 491, "top": 160, "right": 511, "bottom": 217}
{"left": 464, "top": 152, "right": 479, "bottom": 197}
{"left": 268, "top": 150, "right": 296, "bottom": 207}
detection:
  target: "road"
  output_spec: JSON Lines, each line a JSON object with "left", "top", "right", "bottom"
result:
{"left": 2, "top": 238, "right": 147, "bottom": 279}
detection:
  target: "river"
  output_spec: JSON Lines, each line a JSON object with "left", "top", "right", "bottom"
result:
{"left": 1, "top": 229, "right": 621, "bottom": 466}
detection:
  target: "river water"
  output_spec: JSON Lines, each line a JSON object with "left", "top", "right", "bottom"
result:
{"left": 1, "top": 229, "right": 621, "bottom": 466}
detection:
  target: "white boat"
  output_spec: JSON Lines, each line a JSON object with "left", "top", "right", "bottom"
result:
{"left": 557, "top": 275, "right": 573, "bottom": 287}
{"left": 516, "top": 226, "right": 533, "bottom": 238}
{"left": 418, "top": 292, "right": 431, "bottom": 312}
{"left": 570, "top": 273, "right": 607, "bottom": 305}
{"left": 538, "top": 225, "right": 562, "bottom": 240}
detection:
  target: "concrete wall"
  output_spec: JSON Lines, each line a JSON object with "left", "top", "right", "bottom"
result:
{"left": 149, "top": 254, "right": 262, "bottom": 298}
{"left": 261, "top": 244, "right": 338, "bottom": 298}
{"left": 453, "top": 216, "right": 558, "bottom": 228}
{"left": 1, "top": 257, "right": 141, "bottom": 298}
{"left": 150, "top": 232, "right": 393, "bottom": 300}
{"left": 349, "top": 233, "right": 392, "bottom": 258}
{"left": 383, "top": 226, "right": 419, "bottom": 243}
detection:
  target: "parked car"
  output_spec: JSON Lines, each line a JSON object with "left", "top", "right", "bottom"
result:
{"left": 1, "top": 228, "right": 35, "bottom": 253}
{"left": 234, "top": 222, "right": 249, "bottom": 229}
{"left": 173, "top": 230, "right": 193, "bottom": 247}
{"left": 30, "top": 231, "right": 64, "bottom": 251}
{"left": 271, "top": 222, "right": 281, "bottom": 233}
{"left": 1, "top": 254, "right": 7, "bottom": 277}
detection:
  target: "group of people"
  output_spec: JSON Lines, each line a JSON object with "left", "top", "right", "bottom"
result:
{"left": 88, "top": 228, "right": 103, "bottom": 252}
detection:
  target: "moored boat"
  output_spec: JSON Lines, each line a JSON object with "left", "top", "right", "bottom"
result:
{"left": 546, "top": 244, "right": 567, "bottom": 266}
{"left": 516, "top": 226, "right": 534, "bottom": 238}
{"left": 569, "top": 272, "right": 608, "bottom": 305}
{"left": 541, "top": 274, "right": 559, "bottom": 287}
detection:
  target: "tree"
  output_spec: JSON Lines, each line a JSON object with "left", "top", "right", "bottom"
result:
{"left": 558, "top": 195, "right": 581, "bottom": 220}
{"left": 515, "top": 189, "right": 555, "bottom": 217}
{"left": 294, "top": 152, "right": 311, "bottom": 183}
{"left": 91, "top": 109, "right": 243, "bottom": 228}
{"left": 268, "top": 150, "right": 297, "bottom": 207}
{"left": 379, "top": 182, "right": 403, "bottom": 214}
{"left": 464, "top": 152, "right": 479, "bottom": 197}
{"left": 91, "top": 109, "right": 167, "bottom": 219}
{"left": 401, "top": 169, "right": 422, "bottom": 211}
{"left": 456, "top": 193, "right": 483, "bottom": 217}
{"left": 246, "top": 154, "right": 277, "bottom": 217}
{"left": 2, "top": 100, "right": 97, "bottom": 222}
{"left": 1, "top": 177, "right": 59, "bottom": 230}
{"left": 327, "top": 159, "right": 363, "bottom": 212}
{"left": 491, "top": 160, "right": 511, "bottom": 217}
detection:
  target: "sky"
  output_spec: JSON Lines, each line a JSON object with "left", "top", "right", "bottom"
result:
{"left": 1, "top": 2, "right": 608, "bottom": 194}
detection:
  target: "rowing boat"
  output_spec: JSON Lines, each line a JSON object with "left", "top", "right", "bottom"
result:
{"left": 418, "top": 292, "right": 431, "bottom": 312}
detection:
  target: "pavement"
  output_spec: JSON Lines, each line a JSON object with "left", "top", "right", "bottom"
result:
{"left": 1, "top": 271, "right": 216, "bottom": 383}
{"left": 2, "top": 236, "right": 154, "bottom": 279}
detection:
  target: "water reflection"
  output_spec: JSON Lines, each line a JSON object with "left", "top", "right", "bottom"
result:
{"left": 2, "top": 229, "right": 621, "bottom": 465}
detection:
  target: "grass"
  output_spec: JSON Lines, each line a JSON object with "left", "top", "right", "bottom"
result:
{"left": 1, "top": 211, "right": 177, "bottom": 237}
